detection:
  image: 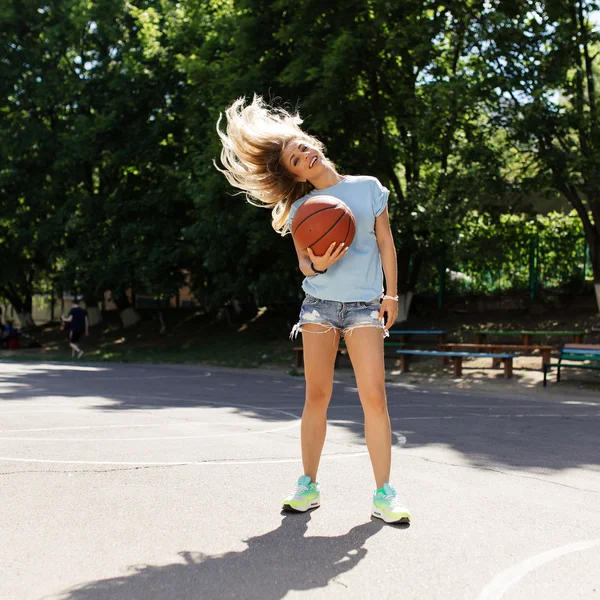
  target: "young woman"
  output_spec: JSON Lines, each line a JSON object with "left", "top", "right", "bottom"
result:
{"left": 216, "top": 96, "right": 409, "bottom": 524}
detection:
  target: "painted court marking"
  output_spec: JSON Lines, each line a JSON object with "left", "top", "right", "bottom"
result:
{"left": 0, "top": 430, "right": 406, "bottom": 467}
{"left": 0, "top": 389, "right": 408, "bottom": 464}
{"left": 0, "top": 400, "right": 301, "bottom": 442}
{"left": 477, "top": 538, "right": 600, "bottom": 600}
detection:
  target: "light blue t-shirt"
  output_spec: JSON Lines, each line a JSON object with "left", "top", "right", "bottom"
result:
{"left": 288, "top": 175, "right": 389, "bottom": 302}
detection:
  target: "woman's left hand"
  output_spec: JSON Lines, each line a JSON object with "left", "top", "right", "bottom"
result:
{"left": 379, "top": 298, "right": 398, "bottom": 330}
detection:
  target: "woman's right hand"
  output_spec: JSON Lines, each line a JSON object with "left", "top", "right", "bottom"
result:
{"left": 307, "top": 242, "right": 349, "bottom": 272}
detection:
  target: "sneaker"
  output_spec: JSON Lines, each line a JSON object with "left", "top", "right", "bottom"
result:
{"left": 282, "top": 475, "right": 320, "bottom": 512}
{"left": 371, "top": 483, "right": 410, "bottom": 524}
{"left": 77, "top": 350, "right": 84, "bottom": 359}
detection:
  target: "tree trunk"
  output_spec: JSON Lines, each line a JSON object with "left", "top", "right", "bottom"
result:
{"left": 397, "top": 292, "right": 413, "bottom": 323}
{"left": 14, "top": 312, "right": 35, "bottom": 328}
{"left": 1, "top": 284, "right": 34, "bottom": 328}
{"left": 113, "top": 289, "right": 140, "bottom": 328}
{"left": 559, "top": 185, "right": 600, "bottom": 311}
{"left": 396, "top": 248, "right": 422, "bottom": 321}
{"left": 589, "top": 234, "right": 600, "bottom": 313}
{"left": 86, "top": 306, "right": 103, "bottom": 327}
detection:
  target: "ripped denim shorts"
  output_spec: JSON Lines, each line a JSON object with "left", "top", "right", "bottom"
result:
{"left": 290, "top": 294, "right": 388, "bottom": 340}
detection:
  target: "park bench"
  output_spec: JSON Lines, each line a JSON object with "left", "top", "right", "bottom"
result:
{"left": 441, "top": 343, "right": 555, "bottom": 369}
{"left": 543, "top": 344, "right": 600, "bottom": 387}
{"left": 475, "top": 330, "right": 585, "bottom": 346}
{"left": 396, "top": 349, "right": 517, "bottom": 379}
{"left": 293, "top": 341, "right": 406, "bottom": 368}
{"left": 389, "top": 329, "right": 448, "bottom": 345}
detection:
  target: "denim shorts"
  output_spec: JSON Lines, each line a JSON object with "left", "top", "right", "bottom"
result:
{"left": 290, "top": 294, "right": 388, "bottom": 339}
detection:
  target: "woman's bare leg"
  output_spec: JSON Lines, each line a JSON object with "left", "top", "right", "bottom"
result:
{"left": 344, "top": 327, "right": 390, "bottom": 489}
{"left": 301, "top": 324, "right": 340, "bottom": 482}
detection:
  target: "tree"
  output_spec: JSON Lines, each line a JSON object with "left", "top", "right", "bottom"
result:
{"left": 478, "top": 0, "right": 600, "bottom": 309}
{"left": 243, "top": 0, "right": 512, "bottom": 318}
{"left": 0, "top": 0, "right": 80, "bottom": 324}
{"left": 1, "top": 1, "right": 198, "bottom": 325}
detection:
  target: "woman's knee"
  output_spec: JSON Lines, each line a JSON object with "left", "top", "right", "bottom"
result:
{"left": 305, "top": 385, "right": 332, "bottom": 410}
{"left": 361, "top": 392, "right": 388, "bottom": 416}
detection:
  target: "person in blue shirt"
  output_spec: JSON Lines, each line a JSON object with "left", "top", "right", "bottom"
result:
{"left": 217, "top": 95, "right": 409, "bottom": 524}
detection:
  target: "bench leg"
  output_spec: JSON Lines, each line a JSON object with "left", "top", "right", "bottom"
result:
{"left": 503, "top": 358, "right": 513, "bottom": 379}
{"left": 452, "top": 356, "right": 462, "bottom": 377}
{"left": 296, "top": 350, "right": 303, "bottom": 368}
{"left": 543, "top": 363, "right": 548, "bottom": 387}
{"left": 541, "top": 349, "right": 551, "bottom": 370}
{"left": 557, "top": 364, "right": 561, "bottom": 383}
{"left": 401, "top": 355, "right": 410, "bottom": 373}
{"left": 492, "top": 349, "right": 501, "bottom": 368}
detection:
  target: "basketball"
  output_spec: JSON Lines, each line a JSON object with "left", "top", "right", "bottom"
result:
{"left": 291, "top": 195, "right": 356, "bottom": 256}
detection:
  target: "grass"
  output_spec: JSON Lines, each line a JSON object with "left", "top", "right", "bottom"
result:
{"left": 0, "top": 309, "right": 297, "bottom": 369}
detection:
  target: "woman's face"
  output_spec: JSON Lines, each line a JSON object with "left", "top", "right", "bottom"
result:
{"left": 281, "top": 140, "right": 325, "bottom": 183}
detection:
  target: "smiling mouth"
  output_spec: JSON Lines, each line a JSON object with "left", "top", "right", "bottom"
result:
{"left": 309, "top": 156, "right": 318, "bottom": 169}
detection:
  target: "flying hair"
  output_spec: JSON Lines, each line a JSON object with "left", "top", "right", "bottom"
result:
{"left": 215, "top": 95, "right": 329, "bottom": 234}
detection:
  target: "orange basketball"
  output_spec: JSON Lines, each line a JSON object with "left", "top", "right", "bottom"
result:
{"left": 291, "top": 195, "right": 356, "bottom": 257}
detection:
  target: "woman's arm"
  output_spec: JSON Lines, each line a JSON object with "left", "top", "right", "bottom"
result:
{"left": 292, "top": 237, "right": 348, "bottom": 277}
{"left": 375, "top": 207, "right": 398, "bottom": 329}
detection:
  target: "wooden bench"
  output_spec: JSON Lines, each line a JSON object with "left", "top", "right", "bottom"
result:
{"left": 441, "top": 343, "right": 555, "bottom": 369}
{"left": 475, "top": 330, "right": 585, "bottom": 346}
{"left": 293, "top": 341, "right": 406, "bottom": 368}
{"left": 543, "top": 344, "right": 600, "bottom": 387}
{"left": 396, "top": 349, "right": 517, "bottom": 378}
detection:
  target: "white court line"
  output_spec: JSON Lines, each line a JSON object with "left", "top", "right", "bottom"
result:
{"left": 388, "top": 414, "right": 598, "bottom": 420}
{"left": 81, "top": 373, "right": 214, "bottom": 381}
{"left": 0, "top": 421, "right": 300, "bottom": 441}
{"left": 0, "top": 400, "right": 301, "bottom": 441}
{"left": 320, "top": 404, "right": 586, "bottom": 410}
{"left": 0, "top": 453, "right": 369, "bottom": 466}
{"left": 0, "top": 423, "right": 406, "bottom": 466}
{"left": 0, "top": 423, "right": 261, "bottom": 433}
{"left": 0, "top": 399, "right": 561, "bottom": 410}
{"left": 477, "top": 539, "right": 600, "bottom": 600}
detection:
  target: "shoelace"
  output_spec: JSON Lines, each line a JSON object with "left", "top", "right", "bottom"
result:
{"left": 290, "top": 484, "right": 308, "bottom": 498}
{"left": 384, "top": 493, "right": 406, "bottom": 510}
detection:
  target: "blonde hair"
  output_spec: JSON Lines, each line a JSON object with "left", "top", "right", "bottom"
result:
{"left": 215, "top": 95, "right": 331, "bottom": 235}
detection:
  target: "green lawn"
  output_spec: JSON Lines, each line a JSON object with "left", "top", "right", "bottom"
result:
{"left": 0, "top": 311, "right": 297, "bottom": 369}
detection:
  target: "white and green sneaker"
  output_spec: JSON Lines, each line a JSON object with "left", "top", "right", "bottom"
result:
{"left": 282, "top": 475, "right": 320, "bottom": 512}
{"left": 371, "top": 483, "right": 410, "bottom": 524}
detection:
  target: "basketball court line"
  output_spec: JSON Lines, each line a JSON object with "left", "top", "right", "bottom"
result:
{"left": 0, "top": 432, "right": 407, "bottom": 466}
{"left": 0, "top": 407, "right": 407, "bottom": 465}
{"left": 0, "top": 423, "right": 279, "bottom": 433}
{"left": 477, "top": 538, "right": 600, "bottom": 600}
{"left": 0, "top": 400, "right": 301, "bottom": 441}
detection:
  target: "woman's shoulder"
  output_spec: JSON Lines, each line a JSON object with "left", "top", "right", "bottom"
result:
{"left": 344, "top": 174, "right": 384, "bottom": 186}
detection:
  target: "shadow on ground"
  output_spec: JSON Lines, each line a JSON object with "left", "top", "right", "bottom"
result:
{"left": 58, "top": 513, "right": 393, "bottom": 600}
{"left": 0, "top": 362, "right": 599, "bottom": 476}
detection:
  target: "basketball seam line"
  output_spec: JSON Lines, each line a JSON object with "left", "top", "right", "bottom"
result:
{"left": 302, "top": 211, "right": 346, "bottom": 251}
{"left": 343, "top": 214, "right": 352, "bottom": 245}
{"left": 292, "top": 204, "right": 340, "bottom": 237}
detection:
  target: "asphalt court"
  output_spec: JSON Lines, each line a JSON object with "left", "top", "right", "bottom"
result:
{"left": 1, "top": 361, "right": 599, "bottom": 600}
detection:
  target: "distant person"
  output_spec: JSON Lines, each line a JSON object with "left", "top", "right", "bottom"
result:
{"left": 1, "top": 320, "right": 15, "bottom": 349}
{"left": 61, "top": 299, "right": 88, "bottom": 358}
